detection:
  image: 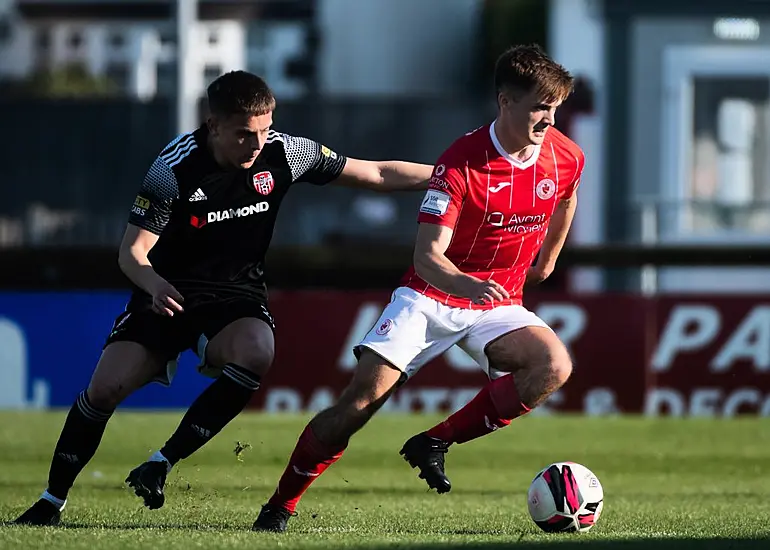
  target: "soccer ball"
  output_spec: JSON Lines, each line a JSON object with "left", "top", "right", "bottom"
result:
{"left": 527, "top": 462, "right": 603, "bottom": 533}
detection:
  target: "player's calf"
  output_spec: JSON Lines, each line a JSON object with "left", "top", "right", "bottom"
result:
{"left": 309, "top": 352, "right": 401, "bottom": 446}
{"left": 15, "top": 343, "right": 162, "bottom": 525}
{"left": 256, "top": 351, "right": 402, "bottom": 530}
{"left": 486, "top": 326, "right": 572, "bottom": 409}
{"left": 128, "top": 362, "right": 262, "bottom": 510}
{"left": 130, "top": 319, "right": 273, "bottom": 510}
{"left": 404, "top": 328, "right": 571, "bottom": 492}
{"left": 403, "top": 373, "right": 527, "bottom": 493}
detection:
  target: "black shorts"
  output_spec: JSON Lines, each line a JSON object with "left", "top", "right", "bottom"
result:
{"left": 104, "top": 299, "right": 275, "bottom": 364}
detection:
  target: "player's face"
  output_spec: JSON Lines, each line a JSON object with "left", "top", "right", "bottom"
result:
{"left": 498, "top": 88, "right": 563, "bottom": 147}
{"left": 207, "top": 112, "right": 274, "bottom": 169}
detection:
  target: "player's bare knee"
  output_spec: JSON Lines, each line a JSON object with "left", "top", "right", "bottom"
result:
{"left": 85, "top": 381, "right": 123, "bottom": 411}
{"left": 232, "top": 346, "right": 274, "bottom": 377}
{"left": 517, "top": 351, "right": 571, "bottom": 409}
{"left": 545, "top": 348, "right": 572, "bottom": 387}
{"left": 207, "top": 318, "right": 275, "bottom": 376}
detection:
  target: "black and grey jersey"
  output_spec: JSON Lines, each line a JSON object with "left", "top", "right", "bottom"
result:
{"left": 126, "top": 125, "right": 346, "bottom": 309}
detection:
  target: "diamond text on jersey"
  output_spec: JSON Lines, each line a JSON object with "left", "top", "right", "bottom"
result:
{"left": 190, "top": 202, "right": 270, "bottom": 228}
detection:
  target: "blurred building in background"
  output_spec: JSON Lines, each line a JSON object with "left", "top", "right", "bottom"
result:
{"left": 2, "top": 0, "right": 769, "bottom": 293}
{"left": 550, "top": 0, "right": 770, "bottom": 293}
{"left": 0, "top": 0, "right": 491, "bottom": 255}
{"left": 1, "top": 0, "right": 770, "bottom": 415}
{"left": 0, "top": 0, "right": 310, "bottom": 98}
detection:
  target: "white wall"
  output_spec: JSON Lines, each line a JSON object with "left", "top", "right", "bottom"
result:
{"left": 549, "top": 0, "right": 606, "bottom": 292}
{"left": 0, "top": 15, "right": 245, "bottom": 101}
{"left": 318, "top": 0, "right": 480, "bottom": 97}
{"left": 0, "top": 0, "right": 35, "bottom": 78}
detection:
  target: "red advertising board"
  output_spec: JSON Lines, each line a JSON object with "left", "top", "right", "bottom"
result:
{"left": 252, "top": 291, "right": 770, "bottom": 417}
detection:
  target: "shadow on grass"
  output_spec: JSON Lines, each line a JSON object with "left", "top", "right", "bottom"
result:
{"left": 0, "top": 480, "right": 513, "bottom": 498}
{"left": 1, "top": 520, "right": 248, "bottom": 532}
{"left": 368, "top": 538, "right": 769, "bottom": 549}
{"left": 2, "top": 521, "right": 768, "bottom": 549}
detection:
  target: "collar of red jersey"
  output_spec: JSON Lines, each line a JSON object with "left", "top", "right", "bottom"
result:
{"left": 489, "top": 120, "right": 542, "bottom": 170}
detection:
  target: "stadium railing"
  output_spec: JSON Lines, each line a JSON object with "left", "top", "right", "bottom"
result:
{"left": 1, "top": 244, "right": 769, "bottom": 289}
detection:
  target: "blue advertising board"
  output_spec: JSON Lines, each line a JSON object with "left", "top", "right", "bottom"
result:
{"left": 0, "top": 292, "right": 210, "bottom": 409}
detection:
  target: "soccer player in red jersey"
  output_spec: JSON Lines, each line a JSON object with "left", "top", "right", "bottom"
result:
{"left": 254, "top": 44, "right": 585, "bottom": 532}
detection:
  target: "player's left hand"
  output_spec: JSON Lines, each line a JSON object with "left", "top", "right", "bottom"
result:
{"left": 526, "top": 264, "right": 554, "bottom": 285}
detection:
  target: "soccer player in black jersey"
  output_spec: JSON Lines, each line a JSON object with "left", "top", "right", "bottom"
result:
{"left": 14, "top": 70, "right": 433, "bottom": 527}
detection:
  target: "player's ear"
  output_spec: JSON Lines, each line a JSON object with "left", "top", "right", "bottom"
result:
{"left": 498, "top": 88, "right": 522, "bottom": 110}
{"left": 207, "top": 115, "right": 220, "bottom": 137}
{"left": 497, "top": 92, "right": 509, "bottom": 110}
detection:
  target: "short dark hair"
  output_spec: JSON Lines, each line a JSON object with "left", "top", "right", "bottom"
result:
{"left": 206, "top": 70, "right": 276, "bottom": 117}
{"left": 494, "top": 44, "right": 574, "bottom": 104}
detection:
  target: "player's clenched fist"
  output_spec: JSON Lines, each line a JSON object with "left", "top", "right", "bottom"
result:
{"left": 149, "top": 280, "right": 185, "bottom": 316}
{"left": 461, "top": 277, "right": 510, "bottom": 306}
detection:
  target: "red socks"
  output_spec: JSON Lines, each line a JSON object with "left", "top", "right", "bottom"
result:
{"left": 268, "top": 424, "right": 345, "bottom": 513}
{"left": 426, "top": 374, "right": 529, "bottom": 444}
{"left": 269, "top": 375, "right": 528, "bottom": 512}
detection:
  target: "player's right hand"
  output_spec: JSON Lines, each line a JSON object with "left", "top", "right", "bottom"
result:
{"left": 463, "top": 278, "right": 510, "bottom": 306}
{"left": 149, "top": 280, "right": 185, "bottom": 316}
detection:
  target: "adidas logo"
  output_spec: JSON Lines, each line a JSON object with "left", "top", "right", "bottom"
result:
{"left": 57, "top": 452, "right": 79, "bottom": 464}
{"left": 191, "top": 424, "right": 212, "bottom": 439}
{"left": 189, "top": 188, "right": 207, "bottom": 201}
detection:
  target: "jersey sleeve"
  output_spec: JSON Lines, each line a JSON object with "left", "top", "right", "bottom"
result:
{"left": 563, "top": 149, "right": 585, "bottom": 199}
{"left": 280, "top": 133, "right": 347, "bottom": 185}
{"left": 417, "top": 153, "right": 467, "bottom": 229}
{"left": 127, "top": 156, "right": 179, "bottom": 234}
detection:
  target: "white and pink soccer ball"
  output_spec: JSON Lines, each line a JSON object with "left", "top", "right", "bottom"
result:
{"left": 527, "top": 462, "right": 604, "bottom": 533}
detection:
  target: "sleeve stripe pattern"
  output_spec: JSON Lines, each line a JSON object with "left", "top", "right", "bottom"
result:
{"left": 265, "top": 129, "right": 346, "bottom": 184}
{"left": 161, "top": 134, "right": 198, "bottom": 168}
{"left": 130, "top": 158, "right": 179, "bottom": 235}
{"left": 265, "top": 129, "right": 283, "bottom": 143}
{"left": 287, "top": 133, "right": 327, "bottom": 182}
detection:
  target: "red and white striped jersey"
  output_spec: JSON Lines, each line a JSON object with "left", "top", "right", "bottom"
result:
{"left": 401, "top": 121, "right": 585, "bottom": 309}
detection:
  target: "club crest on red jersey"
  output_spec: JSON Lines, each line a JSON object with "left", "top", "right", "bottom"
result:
{"left": 375, "top": 319, "right": 393, "bottom": 335}
{"left": 536, "top": 178, "right": 556, "bottom": 200}
{"left": 253, "top": 171, "right": 274, "bottom": 195}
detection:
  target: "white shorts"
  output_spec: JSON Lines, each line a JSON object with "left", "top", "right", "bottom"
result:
{"left": 356, "top": 287, "right": 550, "bottom": 380}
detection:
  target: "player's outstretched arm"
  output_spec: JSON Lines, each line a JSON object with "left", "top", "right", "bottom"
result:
{"left": 280, "top": 133, "right": 430, "bottom": 191}
{"left": 527, "top": 194, "right": 578, "bottom": 284}
{"left": 414, "top": 223, "right": 509, "bottom": 305}
{"left": 332, "top": 158, "right": 432, "bottom": 192}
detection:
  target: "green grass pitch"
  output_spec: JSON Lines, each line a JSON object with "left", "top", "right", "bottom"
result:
{"left": 1, "top": 411, "right": 769, "bottom": 549}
